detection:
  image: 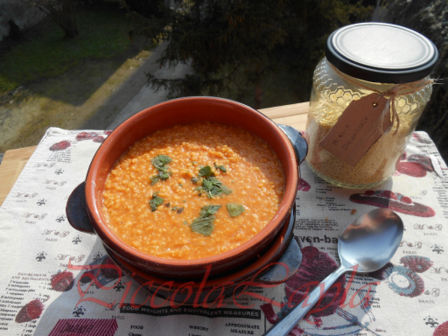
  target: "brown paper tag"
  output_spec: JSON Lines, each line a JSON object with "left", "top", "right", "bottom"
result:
{"left": 320, "top": 93, "right": 392, "bottom": 166}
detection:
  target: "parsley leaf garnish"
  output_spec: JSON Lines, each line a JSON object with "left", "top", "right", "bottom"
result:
{"left": 149, "top": 193, "right": 164, "bottom": 212}
{"left": 200, "top": 204, "right": 221, "bottom": 216}
{"left": 190, "top": 205, "right": 221, "bottom": 236}
{"left": 214, "top": 163, "right": 227, "bottom": 173}
{"left": 226, "top": 203, "right": 245, "bottom": 217}
{"left": 152, "top": 155, "right": 172, "bottom": 168}
{"left": 193, "top": 165, "right": 232, "bottom": 198}
{"left": 201, "top": 176, "right": 232, "bottom": 198}
{"left": 150, "top": 155, "right": 172, "bottom": 184}
{"left": 198, "top": 165, "right": 214, "bottom": 177}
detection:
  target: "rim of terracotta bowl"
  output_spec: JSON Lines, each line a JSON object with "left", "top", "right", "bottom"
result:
{"left": 85, "top": 96, "right": 298, "bottom": 271}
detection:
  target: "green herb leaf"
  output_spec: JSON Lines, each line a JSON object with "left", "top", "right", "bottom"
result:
{"left": 226, "top": 203, "right": 245, "bottom": 217}
{"left": 200, "top": 176, "right": 232, "bottom": 198}
{"left": 200, "top": 204, "right": 221, "bottom": 216}
{"left": 149, "top": 193, "right": 164, "bottom": 212}
{"left": 150, "top": 175, "right": 160, "bottom": 185}
{"left": 199, "top": 165, "right": 214, "bottom": 177}
{"left": 150, "top": 169, "right": 171, "bottom": 184}
{"left": 191, "top": 217, "right": 214, "bottom": 236}
{"left": 158, "top": 168, "right": 171, "bottom": 180}
{"left": 191, "top": 177, "right": 199, "bottom": 184}
{"left": 214, "top": 163, "right": 227, "bottom": 173}
{"left": 190, "top": 205, "right": 221, "bottom": 236}
{"left": 151, "top": 155, "right": 172, "bottom": 184}
{"left": 152, "top": 155, "right": 172, "bottom": 169}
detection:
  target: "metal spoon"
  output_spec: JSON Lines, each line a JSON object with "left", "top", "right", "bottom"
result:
{"left": 265, "top": 208, "right": 404, "bottom": 336}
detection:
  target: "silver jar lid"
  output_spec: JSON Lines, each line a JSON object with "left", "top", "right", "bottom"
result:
{"left": 326, "top": 22, "right": 439, "bottom": 83}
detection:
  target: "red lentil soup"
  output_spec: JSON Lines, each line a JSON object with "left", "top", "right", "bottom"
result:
{"left": 102, "top": 122, "right": 285, "bottom": 260}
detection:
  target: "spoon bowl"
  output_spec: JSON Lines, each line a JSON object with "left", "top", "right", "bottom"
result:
{"left": 265, "top": 208, "right": 403, "bottom": 336}
{"left": 339, "top": 208, "right": 404, "bottom": 272}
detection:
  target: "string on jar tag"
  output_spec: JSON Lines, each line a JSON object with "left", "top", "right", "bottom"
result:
{"left": 332, "top": 66, "right": 434, "bottom": 135}
{"left": 319, "top": 70, "right": 434, "bottom": 166}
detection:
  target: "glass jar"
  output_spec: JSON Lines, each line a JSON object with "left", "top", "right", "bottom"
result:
{"left": 306, "top": 23, "right": 438, "bottom": 189}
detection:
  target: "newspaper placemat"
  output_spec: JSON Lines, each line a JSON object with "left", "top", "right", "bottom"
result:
{"left": 0, "top": 127, "right": 447, "bottom": 336}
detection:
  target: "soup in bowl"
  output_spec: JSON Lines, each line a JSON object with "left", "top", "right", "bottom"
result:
{"left": 68, "top": 97, "right": 300, "bottom": 280}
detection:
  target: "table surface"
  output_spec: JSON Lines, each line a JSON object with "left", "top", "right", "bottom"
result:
{"left": 1, "top": 101, "right": 447, "bottom": 335}
{"left": 0, "top": 102, "right": 309, "bottom": 205}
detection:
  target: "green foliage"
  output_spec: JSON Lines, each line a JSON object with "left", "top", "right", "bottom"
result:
{"left": 269, "top": 0, "right": 373, "bottom": 105}
{"left": 0, "top": 7, "right": 132, "bottom": 94}
{"left": 147, "top": 0, "right": 290, "bottom": 99}
{"left": 140, "top": 0, "right": 373, "bottom": 107}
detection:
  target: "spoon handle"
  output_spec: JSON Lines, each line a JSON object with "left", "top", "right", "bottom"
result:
{"left": 264, "top": 265, "right": 348, "bottom": 336}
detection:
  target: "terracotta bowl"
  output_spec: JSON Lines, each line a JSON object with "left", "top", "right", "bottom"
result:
{"left": 105, "top": 205, "right": 301, "bottom": 304}
{"left": 67, "top": 97, "right": 301, "bottom": 280}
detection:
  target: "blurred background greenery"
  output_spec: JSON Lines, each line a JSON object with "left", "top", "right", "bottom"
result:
{"left": 123, "top": 0, "right": 374, "bottom": 107}
{"left": 0, "top": 0, "right": 446, "bottom": 161}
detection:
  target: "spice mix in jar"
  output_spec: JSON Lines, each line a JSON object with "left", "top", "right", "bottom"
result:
{"left": 306, "top": 22, "right": 439, "bottom": 189}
